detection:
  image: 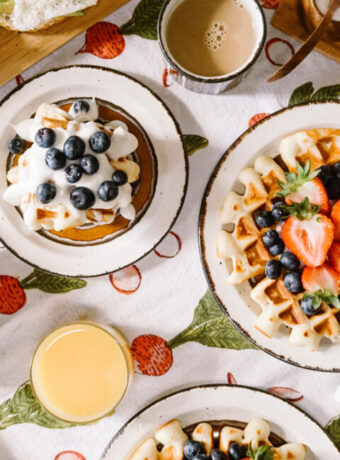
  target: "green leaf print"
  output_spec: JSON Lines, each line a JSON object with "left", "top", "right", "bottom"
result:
{"left": 183, "top": 135, "right": 209, "bottom": 156}
{"left": 288, "top": 82, "right": 314, "bottom": 107}
{"left": 325, "top": 415, "right": 340, "bottom": 449}
{"left": 0, "top": 382, "right": 75, "bottom": 430}
{"left": 168, "top": 290, "right": 257, "bottom": 350}
{"left": 119, "top": 0, "right": 166, "bottom": 40}
{"left": 288, "top": 82, "right": 340, "bottom": 106}
{"left": 20, "top": 268, "right": 86, "bottom": 294}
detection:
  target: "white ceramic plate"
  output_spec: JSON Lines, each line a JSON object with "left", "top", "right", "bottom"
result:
{"left": 199, "top": 101, "right": 340, "bottom": 372}
{"left": 101, "top": 384, "right": 339, "bottom": 459}
{"left": 0, "top": 66, "right": 187, "bottom": 277}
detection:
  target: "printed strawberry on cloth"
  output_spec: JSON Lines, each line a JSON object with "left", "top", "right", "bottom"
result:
{"left": 1, "top": 0, "right": 340, "bottom": 459}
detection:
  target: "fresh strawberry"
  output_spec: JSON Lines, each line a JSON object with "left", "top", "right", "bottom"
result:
{"left": 328, "top": 241, "right": 340, "bottom": 274}
{"left": 277, "top": 162, "right": 329, "bottom": 213}
{"left": 302, "top": 264, "right": 340, "bottom": 295}
{"left": 0, "top": 276, "right": 26, "bottom": 314}
{"left": 331, "top": 200, "right": 340, "bottom": 240}
{"left": 281, "top": 198, "right": 334, "bottom": 267}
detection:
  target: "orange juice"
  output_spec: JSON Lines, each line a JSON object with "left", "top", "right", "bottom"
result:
{"left": 31, "top": 323, "right": 132, "bottom": 423}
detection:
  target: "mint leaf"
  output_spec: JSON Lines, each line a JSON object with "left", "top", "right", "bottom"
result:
{"left": 303, "top": 289, "right": 340, "bottom": 310}
{"left": 168, "top": 290, "right": 257, "bottom": 350}
{"left": 288, "top": 82, "right": 315, "bottom": 107}
{"left": 247, "top": 445, "right": 273, "bottom": 460}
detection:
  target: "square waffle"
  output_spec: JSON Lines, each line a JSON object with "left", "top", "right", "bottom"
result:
{"left": 217, "top": 130, "right": 340, "bottom": 350}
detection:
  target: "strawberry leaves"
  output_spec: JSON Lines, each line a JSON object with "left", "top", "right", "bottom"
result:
{"left": 288, "top": 82, "right": 340, "bottom": 106}
{"left": 302, "top": 289, "right": 340, "bottom": 310}
{"left": 277, "top": 161, "right": 319, "bottom": 197}
{"left": 247, "top": 444, "right": 274, "bottom": 460}
{"left": 282, "top": 197, "right": 320, "bottom": 220}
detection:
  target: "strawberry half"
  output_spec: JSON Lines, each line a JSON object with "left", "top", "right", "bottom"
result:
{"left": 277, "top": 161, "right": 329, "bottom": 214}
{"left": 328, "top": 241, "right": 340, "bottom": 274}
{"left": 302, "top": 264, "right": 340, "bottom": 295}
{"left": 281, "top": 198, "right": 334, "bottom": 267}
{"left": 331, "top": 200, "right": 340, "bottom": 240}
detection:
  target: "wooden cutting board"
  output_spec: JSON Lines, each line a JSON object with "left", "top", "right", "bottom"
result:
{"left": 0, "top": 0, "right": 130, "bottom": 87}
{"left": 272, "top": 0, "right": 340, "bottom": 63}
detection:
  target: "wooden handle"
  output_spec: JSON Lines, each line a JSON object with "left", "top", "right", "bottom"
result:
{"left": 268, "top": 0, "right": 340, "bottom": 82}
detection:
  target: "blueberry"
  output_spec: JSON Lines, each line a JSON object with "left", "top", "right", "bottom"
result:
{"left": 36, "top": 182, "right": 57, "bottom": 204}
{"left": 8, "top": 135, "right": 25, "bottom": 154}
{"left": 272, "top": 201, "right": 289, "bottom": 221}
{"left": 45, "top": 148, "right": 66, "bottom": 170}
{"left": 228, "top": 442, "right": 248, "bottom": 460}
{"left": 268, "top": 238, "right": 285, "bottom": 256}
{"left": 73, "top": 100, "right": 90, "bottom": 114}
{"left": 184, "top": 440, "right": 205, "bottom": 459}
{"left": 89, "top": 131, "right": 111, "bottom": 153}
{"left": 280, "top": 251, "right": 300, "bottom": 271}
{"left": 112, "top": 169, "right": 128, "bottom": 186}
{"left": 193, "top": 454, "right": 208, "bottom": 460}
{"left": 301, "top": 296, "right": 320, "bottom": 317}
{"left": 265, "top": 260, "right": 282, "bottom": 279}
{"left": 65, "top": 164, "right": 83, "bottom": 184}
{"left": 317, "top": 165, "right": 333, "bottom": 185}
{"left": 35, "top": 127, "right": 55, "bottom": 148}
{"left": 70, "top": 187, "right": 95, "bottom": 210}
{"left": 80, "top": 154, "right": 99, "bottom": 175}
{"left": 209, "top": 449, "right": 227, "bottom": 460}
{"left": 255, "top": 210, "right": 274, "bottom": 228}
{"left": 262, "top": 229, "right": 280, "bottom": 247}
{"left": 284, "top": 271, "right": 303, "bottom": 294}
{"left": 63, "top": 135, "right": 85, "bottom": 160}
{"left": 333, "top": 162, "right": 340, "bottom": 180}
{"left": 97, "top": 181, "right": 119, "bottom": 201}
{"left": 326, "top": 179, "right": 340, "bottom": 200}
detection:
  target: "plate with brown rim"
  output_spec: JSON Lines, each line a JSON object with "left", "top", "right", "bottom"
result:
{"left": 199, "top": 101, "right": 340, "bottom": 372}
{"left": 101, "top": 384, "right": 339, "bottom": 459}
{"left": 0, "top": 65, "right": 188, "bottom": 277}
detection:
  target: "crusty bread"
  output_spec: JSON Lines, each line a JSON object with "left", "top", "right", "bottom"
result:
{"left": 0, "top": 14, "right": 67, "bottom": 32}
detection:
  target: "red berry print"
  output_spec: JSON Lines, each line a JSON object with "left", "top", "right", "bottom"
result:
{"left": 55, "top": 452, "right": 86, "bottom": 460}
{"left": 109, "top": 265, "right": 142, "bottom": 295}
{"left": 154, "top": 231, "right": 182, "bottom": 259}
{"left": 265, "top": 38, "right": 295, "bottom": 66}
{"left": 16, "top": 74, "right": 24, "bottom": 86}
{"left": 260, "top": 0, "right": 280, "bottom": 8}
{"left": 0, "top": 276, "right": 26, "bottom": 314}
{"left": 77, "top": 22, "right": 125, "bottom": 59}
{"left": 162, "top": 68, "right": 179, "bottom": 88}
{"left": 131, "top": 334, "right": 173, "bottom": 376}
{"left": 248, "top": 113, "right": 270, "bottom": 128}
{"left": 227, "top": 372, "right": 238, "bottom": 385}
{"left": 267, "top": 387, "right": 304, "bottom": 402}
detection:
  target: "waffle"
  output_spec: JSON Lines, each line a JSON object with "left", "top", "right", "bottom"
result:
{"left": 217, "top": 130, "right": 340, "bottom": 350}
{"left": 128, "top": 418, "right": 306, "bottom": 460}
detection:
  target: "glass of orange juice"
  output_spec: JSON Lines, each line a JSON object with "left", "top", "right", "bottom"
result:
{"left": 30, "top": 322, "right": 133, "bottom": 424}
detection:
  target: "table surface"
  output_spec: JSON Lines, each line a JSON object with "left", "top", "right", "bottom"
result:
{"left": 0, "top": 1, "right": 340, "bottom": 459}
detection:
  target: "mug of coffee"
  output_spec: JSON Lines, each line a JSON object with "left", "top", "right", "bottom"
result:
{"left": 158, "top": 0, "right": 266, "bottom": 94}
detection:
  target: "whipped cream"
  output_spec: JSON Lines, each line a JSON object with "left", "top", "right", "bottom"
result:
{"left": 3, "top": 100, "right": 140, "bottom": 232}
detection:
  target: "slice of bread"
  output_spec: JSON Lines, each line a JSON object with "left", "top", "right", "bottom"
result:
{"left": 0, "top": 0, "right": 97, "bottom": 32}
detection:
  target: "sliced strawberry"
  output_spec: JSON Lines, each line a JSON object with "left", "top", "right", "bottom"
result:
{"left": 286, "top": 178, "right": 329, "bottom": 214}
{"left": 302, "top": 264, "right": 340, "bottom": 295}
{"left": 328, "top": 241, "right": 340, "bottom": 274}
{"left": 331, "top": 200, "right": 340, "bottom": 240}
{"left": 282, "top": 214, "right": 334, "bottom": 267}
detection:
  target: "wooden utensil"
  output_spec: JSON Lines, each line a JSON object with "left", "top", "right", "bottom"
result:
{"left": 268, "top": 0, "right": 340, "bottom": 82}
{"left": 0, "top": 0, "right": 130, "bottom": 88}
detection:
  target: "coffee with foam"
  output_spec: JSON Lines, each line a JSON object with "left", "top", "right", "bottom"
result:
{"left": 165, "top": 0, "right": 256, "bottom": 77}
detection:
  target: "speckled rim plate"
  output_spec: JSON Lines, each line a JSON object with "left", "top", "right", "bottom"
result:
{"left": 101, "top": 384, "right": 339, "bottom": 459}
{"left": 0, "top": 65, "right": 188, "bottom": 277}
{"left": 199, "top": 101, "right": 340, "bottom": 372}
